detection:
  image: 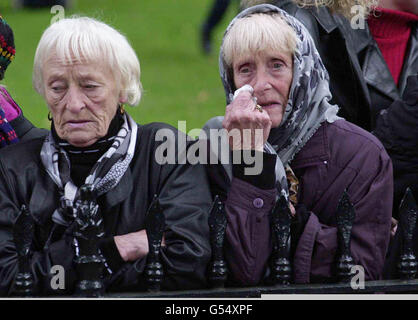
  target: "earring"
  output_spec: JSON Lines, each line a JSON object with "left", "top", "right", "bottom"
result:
{"left": 48, "top": 111, "right": 52, "bottom": 121}
{"left": 120, "top": 104, "right": 125, "bottom": 114}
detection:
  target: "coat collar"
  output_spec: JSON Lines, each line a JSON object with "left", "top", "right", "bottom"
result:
{"left": 311, "top": 8, "right": 404, "bottom": 102}
{"left": 336, "top": 14, "right": 400, "bottom": 101}
{"left": 308, "top": 9, "right": 373, "bottom": 106}
{"left": 309, "top": 6, "right": 339, "bottom": 33}
{"left": 347, "top": 20, "right": 418, "bottom": 99}
{"left": 359, "top": 33, "right": 401, "bottom": 101}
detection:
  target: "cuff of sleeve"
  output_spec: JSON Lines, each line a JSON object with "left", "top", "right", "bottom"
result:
{"left": 293, "top": 213, "right": 320, "bottom": 284}
{"left": 232, "top": 150, "right": 277, "bottom": 189}
{"left": 99, "top": 237, "right": 125, "bottom": 273}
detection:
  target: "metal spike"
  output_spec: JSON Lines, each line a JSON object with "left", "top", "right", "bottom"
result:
{"left": 336, "top": 190, "right": 356, "bottom": 282}
{"left": 12, "top": 205, "right": 35, "bottom": 297}
{"left": 270, "top": 195, "right": 292, "bottom": 285}
{"left": 397, "top": 188, "right": 418, "bottom": 279}
{"left": 208, "top": 195, "right": 228, "bottom": 288}
{"left": 144, "top": 194, "right": 165, "bottom": 292}
{"left": 73, "top": 184, "right": 105, "bottom": 297}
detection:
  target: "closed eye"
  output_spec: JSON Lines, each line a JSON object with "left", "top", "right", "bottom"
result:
{"left": 51, "top": 85, "right": 66, "bottom": 92}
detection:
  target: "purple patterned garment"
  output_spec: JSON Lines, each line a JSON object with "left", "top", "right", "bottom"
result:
{"left": 0, "top": 105, "right": 18, "bottom": 147}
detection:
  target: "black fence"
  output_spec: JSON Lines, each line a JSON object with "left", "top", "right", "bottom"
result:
{"left": 10, "top": 185, "right": 418, "bottom": 297}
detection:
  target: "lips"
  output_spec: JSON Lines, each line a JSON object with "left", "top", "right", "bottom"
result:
{"left": 65, "top": 120, "right": 92, "bottom": 128}
{"left": 259, "top": 102, "right": 281, "bottom": 108}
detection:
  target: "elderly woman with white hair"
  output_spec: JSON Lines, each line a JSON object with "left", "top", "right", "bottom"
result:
{"left": 203, "top": 4, "right": 393, "bottom": 285}
{"left": 0, "top": 17, "right": 212, "bottom": 295}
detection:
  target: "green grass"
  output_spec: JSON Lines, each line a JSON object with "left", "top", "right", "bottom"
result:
{"left": 0, "top": 0, "right": 239, "bottom": 134}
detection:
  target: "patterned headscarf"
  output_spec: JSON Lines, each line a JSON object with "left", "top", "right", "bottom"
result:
{"left": 217, "top": 4, "right": 341, "bottom": 199}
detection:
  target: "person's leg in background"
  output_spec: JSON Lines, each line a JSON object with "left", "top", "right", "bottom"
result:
{"left": 201, "top": 0, "right": 231, "bottom": 54}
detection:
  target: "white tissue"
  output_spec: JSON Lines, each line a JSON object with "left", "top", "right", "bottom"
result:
{"left": 232, "top": 84, "right": 254, "bottom": 100}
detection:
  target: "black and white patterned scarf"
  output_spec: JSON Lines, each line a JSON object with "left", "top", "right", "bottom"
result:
{"left": 217, "top": 4, "right": 341, "bottom": 200}
{"left": 40, "top": 113, "right": 138, "bottom": 225}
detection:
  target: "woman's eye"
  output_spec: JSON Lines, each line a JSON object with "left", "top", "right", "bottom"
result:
{"left": 273, "top": 62, "right": 283, "bottom": 70}
{"left": 51, "top": 86, "right": 64, "bottom": 92}
{"left": 239, "top": 67, "right": 251, "bottom": 74}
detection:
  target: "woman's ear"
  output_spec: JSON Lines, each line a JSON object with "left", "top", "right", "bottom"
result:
{"left": 119, "top": 91, "right": 128, "bottom": 104}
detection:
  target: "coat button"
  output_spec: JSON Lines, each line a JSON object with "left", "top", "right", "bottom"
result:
{"left": 253, "top": 198, "right": 264, "bottom": 209}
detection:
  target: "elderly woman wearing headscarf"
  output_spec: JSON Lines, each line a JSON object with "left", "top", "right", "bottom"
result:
{"left": 203, "top": 4, "right": 393, "bottom": 285}
{"left": 0, "top": 17, "right": 212, "bottom": 296}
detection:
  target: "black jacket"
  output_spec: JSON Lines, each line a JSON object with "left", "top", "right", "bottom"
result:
{"left": 272, "top": 0, "right": 418, "bottom": 214}
{"left": 373, "top": 75, "right": 418, "bottom": 218}
{"left": 272, "top": 0, "right": 418, "bottom": 131}
{"left": 0, "top": 122, "right": 212, "bottom": 296}
{"left": 9, "top": 113, "right": 48, "bottom": 143}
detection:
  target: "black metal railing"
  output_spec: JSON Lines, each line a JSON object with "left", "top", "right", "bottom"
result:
{"left": 10, "top": 186, "right": 418, "bottom": 297}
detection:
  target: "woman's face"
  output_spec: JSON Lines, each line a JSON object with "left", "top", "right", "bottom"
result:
{"left": 42, "top": 54, "right": 124, "bottom": 147}
{"left": 232, "top": 49, "right": 293, "bottom": 128}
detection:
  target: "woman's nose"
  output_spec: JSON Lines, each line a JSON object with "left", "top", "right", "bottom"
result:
{"left": 66, "top": 86, "right": 86, "bottom": 113}
{"left": 253, "top": 70, "right": 273, "bottom": 94}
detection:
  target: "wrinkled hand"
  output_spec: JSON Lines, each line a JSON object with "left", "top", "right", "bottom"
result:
{"left": 289, "top": 202, "right": 296, "bottom": 217}
{"left": 222, "top": 87, "right": 272, "bottom": 152}
{"left": 114, "top": 230, "right": 166, "bottom": 262}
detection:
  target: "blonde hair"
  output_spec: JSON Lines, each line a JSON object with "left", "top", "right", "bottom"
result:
{"left": 240, "top": 0, "right": 377, "bottom": 19}
{"left": 33, "top": 16, "right": 142, "bottom": 106}
{"left": 222, "top": 13, "right": 298, "bottom": 70}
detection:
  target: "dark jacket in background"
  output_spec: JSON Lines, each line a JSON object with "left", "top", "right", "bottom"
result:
{"left": 272, "top": 0, "right": 417, "bottom": 131}
{"left": 272, "top": 0, "right": 418, "bottom": 216}
{"left": 373, "top": 75, "right": 418, "bottom": 218}
{"left": 0, "top": 122, "right": 212, "bottom": 296}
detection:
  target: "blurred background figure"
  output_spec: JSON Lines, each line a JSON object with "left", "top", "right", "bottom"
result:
{"left": 0, "top": 15, "right": 45, "bottom": 149}
{"left": 201, "top": 0, "right": 238, "bottom": 54}
{"left": 12, "top": 0, "right": 71, "bottom": 9}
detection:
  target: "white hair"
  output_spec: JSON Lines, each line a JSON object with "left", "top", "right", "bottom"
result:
{"left": 222, "top": 13, "right": 298, "bottom": 70}
{"left": 33, "top": 16, "right": 142, "bottom": 106}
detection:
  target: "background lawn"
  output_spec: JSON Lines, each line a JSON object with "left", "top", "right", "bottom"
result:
{"left": 0, "top": 0, "right": 240, "bottom": 135}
